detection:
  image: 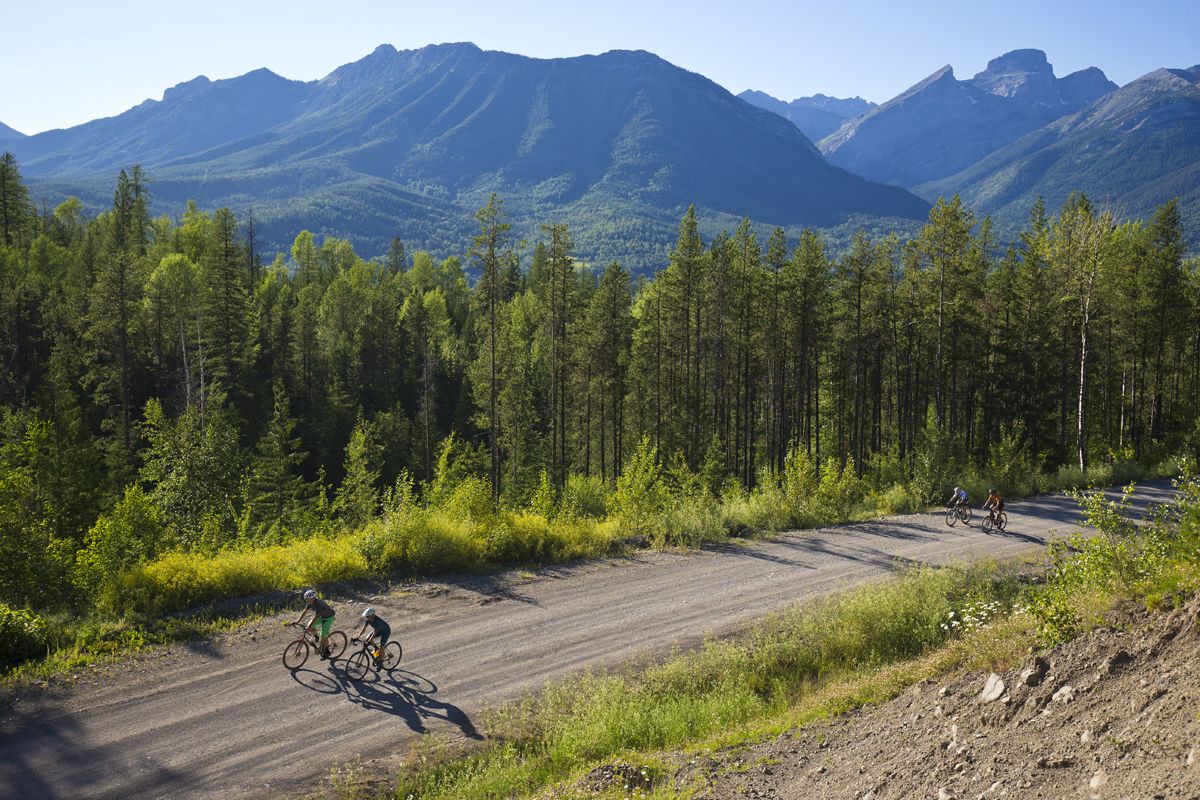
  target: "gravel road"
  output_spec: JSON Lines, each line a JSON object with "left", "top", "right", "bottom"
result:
{"left": 0, "top": 481, "right": 1176, "bottom": 799}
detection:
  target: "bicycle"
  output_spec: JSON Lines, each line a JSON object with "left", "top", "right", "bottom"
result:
{"left": 982, "top": 509, "right": 1008, "bottom": 533}
{"left": 945, "top": 501, "right": 972, "bottom": 527}
{"left": 345, "top": 636, "right": 403, "bottom": 681}
{"left": 282, "top": 621, "right": 347, "bottom": 670}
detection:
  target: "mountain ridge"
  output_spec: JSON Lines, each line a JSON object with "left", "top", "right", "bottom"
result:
{"left": 737, "top": 89, "right": 874, "bottom": 142}
{"left": 818, "top": 49, "right": 1117, "bottom": 189}
{"left": 10, "top": 42, "right": 929, "bottom": 269}
{"left": 919, "top": 64, "right": 1200, "bottom": 236}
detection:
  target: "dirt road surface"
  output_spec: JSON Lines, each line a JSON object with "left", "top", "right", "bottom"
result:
{"left": 0, "top": 482, "right": 1176, "bottom": 799}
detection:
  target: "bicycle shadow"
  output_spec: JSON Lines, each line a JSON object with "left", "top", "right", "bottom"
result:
{"left": 329, "top": 664, "right": 483, "bottom": 740}
{"left": 289, "top": 666, "right": 343, "bottom": 694}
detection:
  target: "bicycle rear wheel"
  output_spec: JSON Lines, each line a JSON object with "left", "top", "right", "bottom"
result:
{"left": 346, "top": 650, "right": 370, "bottom": 681}
{"left": 961, "top": 506, "right": 972, "bottom": 524}
{"left": 381, "top": 641, "right": 403, "bottom": 671}
{"left": 326, "top": 631, "right": 347, "bottom": 659}
{"left": 997, "top": 512, "right": 1007, "bottom": 530}
{"left": 283, "top": 639, "right": 309, "bottom": 670}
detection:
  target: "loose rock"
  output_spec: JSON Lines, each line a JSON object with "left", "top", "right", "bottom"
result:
{"left": 1020, "top": 656, "right": 1050, "bottom": 686}
{"left": 980, "top": 673, "right": 1005, "bottom": 703}
{"left": 1052, "top": 685, "right": 1075, "bottom": 704}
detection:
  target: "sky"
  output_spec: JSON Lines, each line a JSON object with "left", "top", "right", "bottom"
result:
{"left": 3, "top": 0, "right": 1197, "bottom": 134}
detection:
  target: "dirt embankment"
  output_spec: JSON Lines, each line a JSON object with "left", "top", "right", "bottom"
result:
{"left": 592, "top": 600, "right": 1200, "bottom": 799}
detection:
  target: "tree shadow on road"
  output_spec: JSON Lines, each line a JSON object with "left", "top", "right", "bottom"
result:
{"left": 0, "top": 702, "right": 190, "bottom": 799}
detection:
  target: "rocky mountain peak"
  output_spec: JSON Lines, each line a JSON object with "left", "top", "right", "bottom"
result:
{"left": 971, "top": 48, "right": 1055, "bottom": 99}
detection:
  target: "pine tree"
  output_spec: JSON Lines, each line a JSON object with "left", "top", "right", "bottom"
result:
{"left": 469, "top": 194, "right": 513, "bottom": 500}
{"left": 333, "top": 419, "right": 381, "bottom": 528}
{"left": 0, "top": 152, "right": 31, "bottom": 248}
{"left": 244, "top": 383, "right": 310, "bottom": 538}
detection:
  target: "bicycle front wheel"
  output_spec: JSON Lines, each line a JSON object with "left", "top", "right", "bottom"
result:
{"left": 945, "top": 507, "right": 958, "bottom": 527}
{"left": 382, "top": 641, "right": 403, "bottom": 671}
{"left": 982, "top": 514, "right": 994, "bottom": 533}
{"left": 283, "top": 639, "right": 309, "bottom": 670}
{"left": 346, "top": 650, "right": 370, "bottom": 681}
{"left": 326, "top": 631, "right": 347, "bottom": 659}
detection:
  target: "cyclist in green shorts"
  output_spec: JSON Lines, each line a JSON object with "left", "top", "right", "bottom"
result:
{"left": 296, "top": 588, "right": 336, "bottom": 659}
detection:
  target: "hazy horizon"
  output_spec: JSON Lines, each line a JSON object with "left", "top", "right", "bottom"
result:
{"left": 2, "top": 0, "right": 1196, "bottom": 135}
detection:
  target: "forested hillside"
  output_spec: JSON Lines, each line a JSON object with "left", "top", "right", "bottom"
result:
{"left": 1, "top": 151, "right": 1197, "bottom": 665}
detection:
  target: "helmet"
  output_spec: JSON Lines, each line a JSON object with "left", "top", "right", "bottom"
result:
{"left": 303, "top": 589, "right": 317, "bottom": 599}
{"left": 953, "top": 486, "right": 961, "bottom": 493}
{"left": 989, "top": 488, "right": 997, "bottom": 494}
{"left": 361, "top": 607, "right": 376, "bottom": 618}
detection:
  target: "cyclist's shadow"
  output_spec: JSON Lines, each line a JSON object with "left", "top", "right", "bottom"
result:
{"left": 331, "top": 666, "right": 483, "bottom": 740}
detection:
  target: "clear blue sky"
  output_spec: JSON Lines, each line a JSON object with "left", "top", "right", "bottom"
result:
{"left": 3, "top": 0, "right": 1197, "bottom": 134}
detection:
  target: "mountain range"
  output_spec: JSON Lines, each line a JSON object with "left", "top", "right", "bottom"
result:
{"left": 8, "top": 43, "right": 1197, "bottom": 262}
{"left": 736, "top": 91, "right": 874, "bottom": 141}
{"left": 746, "top": 48, "right": 1197, "bottom": 244}
{"left": 6, "top": 43, "right": 928, "bottom": 269}
{"left": 921, "top": 65, "right": 1200, "bottom": 235}
{"left": 817, "top": 49, "right": 1117, "bottom": 188}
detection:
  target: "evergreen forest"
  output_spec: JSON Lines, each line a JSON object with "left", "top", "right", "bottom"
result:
{"left": 1, "top": 151, "right": 1197, "bottom": 666}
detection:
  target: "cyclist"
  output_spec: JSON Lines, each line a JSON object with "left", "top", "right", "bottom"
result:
{"left": 983, "top": 488, "right": 1005, "bottom": 522}
{"left": 295, "top": 589, "right": 336, "bottom": 659}
{"left": 353, "top": 607, "right": 392, "bottom": 667}
{"left": 949, "top": 485, "right": 969, "bottom": 510}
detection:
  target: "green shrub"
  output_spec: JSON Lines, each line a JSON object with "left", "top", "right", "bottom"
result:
{"left": 357, "top": 509, "right": 484, "bottom": 575}
{"left": 74, "top": 486, "right": 170, "bottom": 597}
{"left": 810, "top": 458, "right": 865, "bottom": 521}
{"left": 560, "top": 474, "right": 608, "bottom": 519}
{"left": 868, "top": 483, "right": 919, "bottom": 515}
{"left": 609, "top": 438, "right": 668, "bottom": 539}
{"left": 100, "top": 535, "right": 369, "bottom": 616}
{"left": 0, "top": 603, "right": 48, "bottom": 669}
{"left": 987, "top": 422, "right": 1037, "bottom": 497}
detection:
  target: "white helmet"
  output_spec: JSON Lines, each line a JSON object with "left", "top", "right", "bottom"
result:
{"left": 953, "top": 486, "right": 961, "bottom": 494}
{"left": 303, "top": 589, "right": 317, "bottom": 599}
{"left": 361, "top": 607, "right": 376, "bottom": 618}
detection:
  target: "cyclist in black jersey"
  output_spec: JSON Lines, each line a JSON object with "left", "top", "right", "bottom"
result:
{"left": 353, "top": 607, "right": 392, "bottom": 667}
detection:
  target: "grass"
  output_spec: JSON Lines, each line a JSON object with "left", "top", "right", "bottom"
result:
{"left": 0, "top": 604, "right": 278, "bottom": 690}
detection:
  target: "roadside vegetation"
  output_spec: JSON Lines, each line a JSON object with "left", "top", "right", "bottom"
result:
{"left": 335, "top": 473, "right": 1200, "bottom": 800}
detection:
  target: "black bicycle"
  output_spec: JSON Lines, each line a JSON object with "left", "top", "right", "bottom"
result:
{"left": 945, "top": 502, "right": 972, "bottom": 527}
{"left": 282, "top": 622, "right": 347, "bottom": 670}
{"left": 982, "top": 509, "right": 1008, "bottom": 533}
{"left": 345, "top": 636, "right": 403, "bottom": 681}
